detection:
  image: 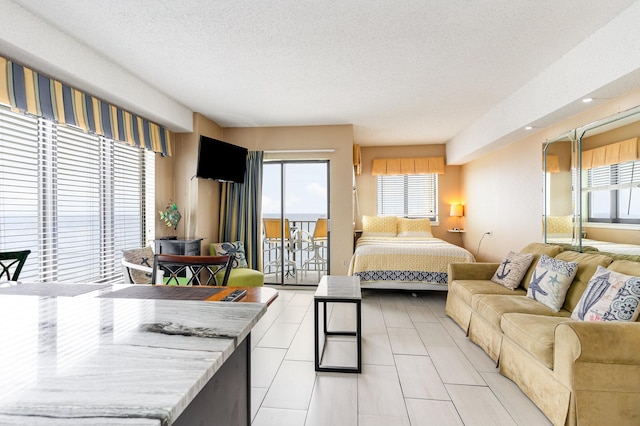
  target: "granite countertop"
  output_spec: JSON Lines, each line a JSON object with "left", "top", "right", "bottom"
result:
{"left": 0, "top": 283, "right": 267, "bottom": 425}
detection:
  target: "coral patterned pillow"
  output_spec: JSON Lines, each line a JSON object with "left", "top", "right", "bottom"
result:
{"left": 526, "top": 254, "right": 578, "bottom": 312}
{"left": 571, "top": 266, "right": 640, "bottom": 321}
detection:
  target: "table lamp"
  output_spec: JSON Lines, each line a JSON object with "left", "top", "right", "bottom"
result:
{"left": 450, "top": 204, "right": 464, "bottom": 231}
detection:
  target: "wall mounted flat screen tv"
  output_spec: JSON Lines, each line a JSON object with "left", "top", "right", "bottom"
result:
{"left": 196, "top": 136, "right": 248, "bottom": 183}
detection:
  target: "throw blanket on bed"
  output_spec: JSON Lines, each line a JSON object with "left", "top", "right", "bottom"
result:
{"left": 348, "top": 237, "right": 475, "bottom": 285}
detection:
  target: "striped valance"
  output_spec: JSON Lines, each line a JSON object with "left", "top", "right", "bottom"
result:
{"left": 582, "top": 137, "right": 638, "bottom": 169}
{"left": 371, "top": 157, "right": 445, "bottom": 176}
{"left": 0, "top": 55, "right": 172, "bottom": 156}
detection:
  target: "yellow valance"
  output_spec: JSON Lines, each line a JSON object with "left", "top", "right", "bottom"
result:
{"left": 0, "top": 55, "right": 172, "bottom": 156}
{"left": 582, "top": 137, "right": 638, "bottom": 169}
{"left": 545, "top": 154, "right": 560, "bottom": 173}
{"left": 353, "top": 144, "right": 362, "bottom": 176}
{"left": 371, "top": 157, "right": 445, "bottom": 175}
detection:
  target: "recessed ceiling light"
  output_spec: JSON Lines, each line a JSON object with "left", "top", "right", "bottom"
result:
{"left": 525, "top": 126, "right": 533, "bottom": 130}
{"left": 582, "top": 97, "right": 593, "bottom": 103}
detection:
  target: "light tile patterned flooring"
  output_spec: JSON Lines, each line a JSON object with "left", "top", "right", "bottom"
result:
{"left": 249, "top": 288, "right": 552, "bottom": 426}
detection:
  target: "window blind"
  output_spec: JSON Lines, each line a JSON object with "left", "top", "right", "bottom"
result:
{"left": 0, "top": 106, "right": 154, "bottom": 283}
{"left": 0, "top": 108, "right": 39, "bottom": 281}
{"left": 587, "top": 161, "right": 640, "bottom": 222}
{"left": 377, "top": 174, "right": 437, "bottom": 219}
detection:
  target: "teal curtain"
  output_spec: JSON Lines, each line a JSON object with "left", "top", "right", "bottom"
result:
{"left": 219, "top": 151, "right": 264, "bottom": 270}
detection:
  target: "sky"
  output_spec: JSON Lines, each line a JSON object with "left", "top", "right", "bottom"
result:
{"left": 262, "top": 162, "right": 328, "bottom": 217}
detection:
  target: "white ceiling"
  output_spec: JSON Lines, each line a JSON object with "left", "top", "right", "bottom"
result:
{"left": 4, "top": 0, "right": 640, "bottom": 158}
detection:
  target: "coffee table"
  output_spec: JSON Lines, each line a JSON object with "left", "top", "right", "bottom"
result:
{"left": 314, "top": 275, "right": 361, "bottom": 373}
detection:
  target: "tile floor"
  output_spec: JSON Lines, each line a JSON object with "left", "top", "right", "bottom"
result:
{"left": 249, "top": 287, "right": 552, "bottom": 426}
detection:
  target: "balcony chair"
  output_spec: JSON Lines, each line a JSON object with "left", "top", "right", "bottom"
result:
{"left": 299, "top": 218, "right": 328, "bottom": 278}
{"left": 151, "top": 253, "right": 235, "bottom": 286}
{"left": 263, "top": 218, "right": 297, "bottom": 280}
{"left": 0, "top": 250, "right": 31, "bottom": 282}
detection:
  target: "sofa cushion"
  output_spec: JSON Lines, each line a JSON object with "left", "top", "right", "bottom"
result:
{"left": 501, "top": 313, "right": 572, "bottom": 369}
{"left": 491, "top": 251, "right": 535, "bottom": 290}
{"left": 450, "top": 279, "right": 526, "bottom": 306}
{"left": 212, "top": 241, "right": 248, "bottom": 268}
{"left": 554, "top": 251, "right": 614, "bottom": 312}
{"left": 608, "top": 259, "right": 640, "bottom": 276}
{"left": 526, "top": 254, "right": 578, "bottom": 312}
{"left": 472, "top": 294, "right": 570, "bottom": 330}
{"left": 220, "top": 267, "right": 264, "bottom": 287}
{"left": 519, "top": 243, "right": 564, "bottom": 289}
{"left": 571, "top": 265, "right": 640, "bottom": 322}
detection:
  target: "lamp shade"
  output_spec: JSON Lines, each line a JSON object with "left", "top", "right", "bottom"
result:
{"left": 450, "top": 204, "right": 464, "bottom": 217}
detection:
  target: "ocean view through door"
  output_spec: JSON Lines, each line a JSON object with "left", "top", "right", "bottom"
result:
{"left": 262, "top": 161, "right": 329, "bottom": 285}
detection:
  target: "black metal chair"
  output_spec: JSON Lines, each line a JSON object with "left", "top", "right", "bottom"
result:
{"left": 0, "top": 250, "right": 31, "bottom": 281}
{"left": 151, "top": 254, "right": 235, "bottom": 286}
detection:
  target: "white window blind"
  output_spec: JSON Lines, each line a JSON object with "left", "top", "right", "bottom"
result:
{"left": 377, "top": 174, "right": 438, "bottom": 219}
{"left": 587, "top": 161, "right": 640, "bottom": 222}
{"left": 0, "top": 108, "right": 39, "bottom": 281}
{"left": 0, "top": 106, "right": 154, "bottom": 283}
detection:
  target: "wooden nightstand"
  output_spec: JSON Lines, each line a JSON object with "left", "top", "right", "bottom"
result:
{"left": 353, "top": 230, "right": 363, "bottom": 249}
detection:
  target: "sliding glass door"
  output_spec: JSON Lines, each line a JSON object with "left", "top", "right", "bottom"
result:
{"left": 262, "top": 160, "right": 329, "bottom": 285}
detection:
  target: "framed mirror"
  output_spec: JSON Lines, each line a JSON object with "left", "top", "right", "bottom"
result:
{"left": 543, "top": 106, "right": 640, "bottom": 256}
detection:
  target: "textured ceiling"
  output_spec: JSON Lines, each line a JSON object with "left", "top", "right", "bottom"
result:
{"left": 7, "top": 0, "right": 639, "bottom": 146}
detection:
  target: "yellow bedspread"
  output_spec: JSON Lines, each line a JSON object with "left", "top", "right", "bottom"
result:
{"left": 348, "top": 237, "right": 475, "bottom": 285}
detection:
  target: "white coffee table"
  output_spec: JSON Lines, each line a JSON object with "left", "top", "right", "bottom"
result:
{"left": 314, "top": 275, "right": 361, "bottom": 373}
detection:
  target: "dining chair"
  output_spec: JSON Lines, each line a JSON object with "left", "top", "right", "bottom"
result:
{"left": 151, "top": 254, "right": 235, "bottom": 286}
{"left": 0, "top": 250, "right": 31, "bottom": 281}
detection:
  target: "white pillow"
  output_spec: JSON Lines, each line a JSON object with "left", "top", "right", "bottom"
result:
{"left": 572, "top": 265, "right": 640, "bottom": 321}
{"left": 491, "top": 251, "right": 535, "bottom": 290}
{"left": 526, "top": 254, "right": 578, "bottom": 312}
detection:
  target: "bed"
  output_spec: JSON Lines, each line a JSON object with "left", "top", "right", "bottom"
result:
{"left": 545, "top": 215, "right": 640, "bottom": 256}
{"left": 348, "top": 216, "right": 475, "bottom": 291}
{"left": 546, "top": 237, "right": 640, "bottom": 255}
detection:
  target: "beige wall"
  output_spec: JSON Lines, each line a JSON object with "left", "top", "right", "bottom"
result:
{"left": 223, "top": 124, "right": 354, "bottom": 274}
{"left": 160, "top": 88, "right": 640, "bottom": 264}
{"left": 461, "top": 88, "right": 640, "bottom": 261}
{"left": 155, "top": 152, "right": 175, "bottom": 241}
{"left": 156, "top": 113, "right": 224, "bottom": 254}
{"left": 355, "top": 145, "right": 463, "bottom": 245}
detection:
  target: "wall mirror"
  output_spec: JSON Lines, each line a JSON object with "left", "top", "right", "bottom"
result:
{"left": 543, "top": 105, "right": 640, "bottom": 256}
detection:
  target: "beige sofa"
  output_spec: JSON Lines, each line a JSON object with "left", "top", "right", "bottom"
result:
{"left": 445, "top": 242, "right": 640, "bottom": 426}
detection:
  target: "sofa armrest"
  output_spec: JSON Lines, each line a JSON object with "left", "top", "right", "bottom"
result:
{"left": 556, "top": 321, "right": 640, "bottom": 364}
{"left": 554, "top": 321, "right": 640, "bottom": 390}
{"left": 448, "top": 262, "right": 500, "bottom": 283}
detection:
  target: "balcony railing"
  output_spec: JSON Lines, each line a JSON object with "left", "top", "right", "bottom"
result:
{"left": 262, "top": 219, "right": 327, "bottom": 279}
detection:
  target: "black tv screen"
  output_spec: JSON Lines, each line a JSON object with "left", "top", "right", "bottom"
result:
{"left": 196, "top": 136, "right": 248, "bottom": 183}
